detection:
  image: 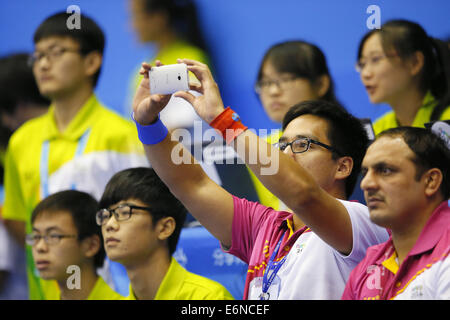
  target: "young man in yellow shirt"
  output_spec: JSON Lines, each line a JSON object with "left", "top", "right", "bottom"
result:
{"left": 97, "top": 167, "right": 234, "bottom": 300}
{"left": 28, "top": 190, "right": 122, "bottom": 300}
{"left": 2, "top": 11, "right": 147, "bottom": 299}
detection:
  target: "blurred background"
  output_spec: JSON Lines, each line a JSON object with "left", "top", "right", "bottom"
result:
{"left": 1, "top": 0, "right": 449, "bottom": 130}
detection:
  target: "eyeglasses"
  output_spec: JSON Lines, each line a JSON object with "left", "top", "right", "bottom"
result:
{"left": 96, "top": 204, "right": 153, "bottom": 226}
{"left": 274, "top": 137, "right": 342, "bottom": 155}
{"left": 25, "top": 233, "right": 77, "bottom": 246}
{"left": 355, "top": 54, "right": 395, "bottom": 73}
{"left": 28, "top": 46, "right": 81, "bottom": 67}
{"left": 255, "top": 75, "right": 300, "bottom": 94}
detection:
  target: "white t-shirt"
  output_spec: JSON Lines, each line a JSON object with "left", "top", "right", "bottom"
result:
{"left": 250, "top": 199, "right": 389, "bottom": 300}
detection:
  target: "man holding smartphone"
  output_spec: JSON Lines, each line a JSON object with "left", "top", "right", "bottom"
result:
{"left": 130, "top": 59, "right": 388, "bottom": 299}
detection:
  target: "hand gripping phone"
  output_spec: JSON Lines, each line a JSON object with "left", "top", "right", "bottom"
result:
{"left": 149, "top": 63, "right": 189, "bottom": 95}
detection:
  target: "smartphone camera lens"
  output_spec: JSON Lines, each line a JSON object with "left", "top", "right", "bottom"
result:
{"left": 178, "top": 75, "right": 181, "bottom": 80}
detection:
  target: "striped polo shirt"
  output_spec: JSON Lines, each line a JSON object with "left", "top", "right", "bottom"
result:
{"left": 342, "top": 201, "right": 450, "bottom": 300}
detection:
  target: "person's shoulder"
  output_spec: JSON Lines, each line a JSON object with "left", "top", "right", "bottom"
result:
{"left": 337, "top": 199, "right": 370, "bottom": 215}
{"left": 182, "top": 270, "right": 234, "bottom": 300}
{"left": 373, "top": 111, "right": 396, "bottom": 135}
{"left": 8, "top": 112, "right": 49, "bottom": 151}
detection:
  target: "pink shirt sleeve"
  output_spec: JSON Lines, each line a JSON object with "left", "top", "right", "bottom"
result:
{"left": 224, "top": 195, "right": 273, "bottom": 263}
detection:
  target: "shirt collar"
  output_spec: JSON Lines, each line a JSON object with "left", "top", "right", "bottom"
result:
{"left": 409, "top": 201, "right": 449, "bottom": 255}
{"left": 154, "top": 257, "right": 186, "bottom": 300}
{"left": 41, "top": 94, "right": 100, "bottom": 141}
{"left": 374, "top": 201, "right": 449, "bottom": 266}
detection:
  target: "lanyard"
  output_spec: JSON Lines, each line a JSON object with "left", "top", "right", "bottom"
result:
{"left": 40, "top": 129, "right": 91, "bottom": 198}
{"left": 260, "top": 233, "right": 287, "bottom": 300}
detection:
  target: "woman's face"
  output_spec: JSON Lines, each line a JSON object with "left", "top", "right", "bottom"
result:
{"left": 358, "top": 33, "right": 419, "bottom": 105}
{"left": 257, "top": 60, "right": 321, "bottom": 123}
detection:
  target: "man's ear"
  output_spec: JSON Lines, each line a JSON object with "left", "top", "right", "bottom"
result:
{"left": 156, "top": 217, "right": 176, "bottom": 241}
{"left": 81, "top": 234, "right": 101, "bottom": 259}
{"left": 423, "top": 168, "right": 443, "bottom": 198}
{"left": 83, "top": 51, "right": 102, "bottom": 79}
{"left": 335, "top": 156, "right": 353, "bottom": 181}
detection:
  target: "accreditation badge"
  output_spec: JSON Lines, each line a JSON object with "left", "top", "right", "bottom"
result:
{"left": 248, "top": 276, "right": 281, "bottom": 300}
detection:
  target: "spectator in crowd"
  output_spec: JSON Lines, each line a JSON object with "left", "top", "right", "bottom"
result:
{"left": 251, "top": 40, "right": 344, "bottom": 211}
{"left": 2, "top": 11, "right": 147, "bottom": 300}
{"left": 0, "top": 53, "right": 50, "bottom": 300}
{"left": 342, "top": 125, "right": 449, "bottom": 299}
{"left": 97, "top": 167, "right": 234, "bottom": 300}
{"left": 28, "top": 190, "right": 123, "bottom": 300}
{"left": 356, "top": 19, "right": 450, "bottom": 135}
{"left": 126, "top": 0, "right": 211, "bottom": 130}
{"left": 130, "top": 59, "right": 388, "bottom": 299}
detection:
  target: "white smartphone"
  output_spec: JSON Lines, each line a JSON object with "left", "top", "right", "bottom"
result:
{"left": 149, "top": 63, "right": 189, "bottom": 95}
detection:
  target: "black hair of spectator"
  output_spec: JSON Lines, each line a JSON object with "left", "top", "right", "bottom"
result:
{"left": 33, "top": 11, "right": 105, "bottom": 88}
{"left": 99, "top": 167, "right": 187, "bottom": 256}
{"left": 143, "top": 0, "right": 208, "bottom": 54}
{"left": 0, "top": 53, "right": 50, "bottom": 115}
{"left": 358, "top": 19, "right": 450, "bottom": 121}
{"left": 377, "top": 126, "right": 450, "bottom": 199}
{"left": 282, "top": 100, "right": 369, "bottom": 198}
{"left": 31, "top": 190, "right": 105, "bottom": 269}
{"left": 257, "top": 41, "right": 343, "bottom": 108}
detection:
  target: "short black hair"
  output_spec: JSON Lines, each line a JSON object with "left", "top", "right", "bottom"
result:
{"left": 282, "top": 100, "right": 369, "bottom": 198}
{"left": 31, "top": 190, "right": 104, "bottom": 269}
{"left": 377, "top": 127, "right": 450, "bottom": 199}
{"left": 0, "top": 53, "right": 49, "bottom": 115}
{"left": 33, "top": 11, "right": 105, "bottom": 87}
{"left": 99, "top": 167, "right": 187, "bottom": 255}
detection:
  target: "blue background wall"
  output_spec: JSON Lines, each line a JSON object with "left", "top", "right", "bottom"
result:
{"left": 1, "top": 0, "right": 449, "bottom": 130}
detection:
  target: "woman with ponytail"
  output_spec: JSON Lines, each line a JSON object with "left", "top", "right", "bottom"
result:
{"left": 356, "top": 19, "right": 450, "bottom": 135}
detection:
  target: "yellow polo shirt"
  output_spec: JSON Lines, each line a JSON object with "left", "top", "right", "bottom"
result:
{"left": 45, "top": 276, "right": 123, "bottom": 300}
{"left": 373, "top": 91, "right": 450, "bottom": 135}
{"left": 125, "top": 258, "right": 234, "bottom": 300}
{"left": 3, "top": 94, "right": 147, "bottom": 299}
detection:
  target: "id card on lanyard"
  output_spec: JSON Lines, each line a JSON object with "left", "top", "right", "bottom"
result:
{"left": 259, "top": 233, "right": 287, "bottom": 300}
{"left": 40, "top": 129, "right": 91, "bottom": 198}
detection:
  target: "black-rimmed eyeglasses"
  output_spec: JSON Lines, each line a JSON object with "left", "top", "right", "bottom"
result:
{"left": 96, "top": 204, "right": 153, "bottom": 226}
{"left": 25, "top": 233, "right": 77, "bottom": 246}
{"left": 274, "top": 137, "right": 342, "bottom": 155}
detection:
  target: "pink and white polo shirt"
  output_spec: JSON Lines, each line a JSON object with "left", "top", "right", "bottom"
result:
{"left": 225, "top": 195, "right": 388, "bottom": 299}
{"left": 342, "top": 201, "right": 450, "bottom": 300}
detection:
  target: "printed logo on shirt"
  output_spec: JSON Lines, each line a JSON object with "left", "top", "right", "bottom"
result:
{"left": 410, "top": 285, "right": 424, "bottom": 299}
{"left": 366, "top": 265, "right": 382, "bottom": 290}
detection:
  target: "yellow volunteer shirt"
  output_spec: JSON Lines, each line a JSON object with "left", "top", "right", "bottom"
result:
{"left": 45, "top": 276, "right": 123, "bottom": 300}
{"left": 125, "top": 258, "right": 234, "bottom": 300}
{"left": 247, "top": 130, "right": 288, "bottom": 211}
{"left": 373, "top": 91, "right": 450, "bottom": 136}
{"left": 3, "top": 94, "right": 147, "bottom": 299}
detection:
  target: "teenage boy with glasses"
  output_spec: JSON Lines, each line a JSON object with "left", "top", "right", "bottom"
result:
{"left": 28, "top": 190, "right": 122, "bottom": 300}
{"left": 130, "top": 59, "right": 389, "bottom": 299}
{"left": 2, "top": 11, "right": 147, "bottom": 300}
{"left": 97, "top": 167, "right": 234, "bottom": 300}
